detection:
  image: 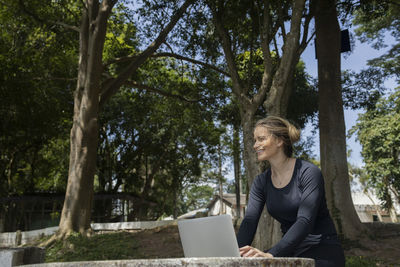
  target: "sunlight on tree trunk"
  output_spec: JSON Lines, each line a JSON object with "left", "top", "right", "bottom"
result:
{"left": 58, "top": 0, "right": 113, "bottom": 238}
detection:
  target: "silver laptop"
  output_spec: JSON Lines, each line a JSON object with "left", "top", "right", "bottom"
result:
{"left": 177, "top": 214, "right": 240, "bottom": 257}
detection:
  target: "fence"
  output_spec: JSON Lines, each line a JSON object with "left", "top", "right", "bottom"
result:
{"left": 0, "top": 193, "right": 157, "bottom": 232}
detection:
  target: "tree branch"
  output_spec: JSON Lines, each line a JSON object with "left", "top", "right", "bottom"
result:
{"left": 253, "top": 0, "right": 274, "bottom": 108}
{"left": 124, "top": 81, "right": 199, "bottom": 103}
{"left": 208, "top": 1, "right": 251, "bottom": 106}
{"left": 99, "top": 0, "right": 195, "bottom": 108}
{"left": 17, "top": 0, "right": 79, "bottom": 32}
{"left": 53, "top": 21, "right": 80, "bottom": 32}
{"left": 300, "top": 30, "right": 316, "bottom": 55}
{"left": 279, "top": 3, "right": 288, "bottom": 42}
{"left": 264, "top": 0, "right": 306, "bottom": 115}
{"left": 33, "top": 76, "right": 77, "bottom": 81}
{"left": 104, "top": 52, "right": 230, "bottom": 77}
{"left": 299, "top": 0, "right": 316, "bottom": 54}
{"left": 154, "top": 52, "right": 230, "bottom": 77}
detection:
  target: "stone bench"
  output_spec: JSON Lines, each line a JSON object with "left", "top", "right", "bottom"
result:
{"left": 0, "top": 247, "right": 45, "bottom": 267}
{"left": 22, "top": 257, "right": 314, "bottom": 266}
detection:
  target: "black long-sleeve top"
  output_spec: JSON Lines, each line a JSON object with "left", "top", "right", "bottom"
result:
{"left": 237, "top": 159, "right": 339, "bottom": 257}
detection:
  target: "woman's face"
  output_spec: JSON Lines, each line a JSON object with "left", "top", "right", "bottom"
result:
{"left": 253, "top": 126, "right": 281, "bottom": 161}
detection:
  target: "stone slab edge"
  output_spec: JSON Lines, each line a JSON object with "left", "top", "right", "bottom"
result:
{"left": 21, "top": 257, "right": 315, "bottom": 267}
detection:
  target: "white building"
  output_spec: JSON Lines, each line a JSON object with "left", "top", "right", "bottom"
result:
{"left": 351, "top": 191, "right": 400, "bottom": 222}
{"left": 206, "top": 193, "right": 247, "bottom": 218}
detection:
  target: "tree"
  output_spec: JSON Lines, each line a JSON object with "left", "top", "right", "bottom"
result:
{"left": 352, "top": 0, "right": 400, "bottom": 80}
{"left": 338, "top": 0, "right": 400, "bottom": 111}
{"left": 205, "top": 0, "right": 315, "bottom": 250}
{"left": 218, "top": 100, "right": 244, "bottom": 219}
{"left": 182, "top": 184, "right": 214, "bottom": 213}
{"left": 350, "top": 89, "right": 400, "bottom": 222}
{"left": 49, "top": 0, "right": 195, "bottom": 238}
{"left": 96, "top": 60, "right": 225, "bottom": 219}
{"left": 132, "top": 1, "right": 318, "bottom": 247}
{"left": 315, "top": 0, "right": 367, "bottom": 240}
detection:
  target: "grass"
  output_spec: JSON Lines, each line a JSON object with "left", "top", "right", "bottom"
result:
{"left": 45, "top": 231, "right": 142, "bottom": 262}
{"left": 346, "top": 255, "right": 388, "bottom": 267}
{"left": 35, "top": 231, "right": 393, "bottom": 266}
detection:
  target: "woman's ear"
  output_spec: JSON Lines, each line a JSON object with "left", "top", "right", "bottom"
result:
{"left": 275, "top": 137, "right": 284, "bottom": 147}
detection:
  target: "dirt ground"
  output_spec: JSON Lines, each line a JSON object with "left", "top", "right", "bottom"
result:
{"left": 343, "top": 223, "right": 400, "bottom": 266}
{"left": 132, "top": 223, "right": 400, "bottom": 266}
{"left": 345, "top": 236, "right": 400, "bottom": 266}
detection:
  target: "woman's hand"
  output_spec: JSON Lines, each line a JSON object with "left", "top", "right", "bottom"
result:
{"left": 239, "top": 245, "right": 274, "bottom": 258}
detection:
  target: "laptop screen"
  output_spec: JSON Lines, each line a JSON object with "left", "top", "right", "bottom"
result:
{"left": 177, "top": 214, "right": 240, "bottom": 257}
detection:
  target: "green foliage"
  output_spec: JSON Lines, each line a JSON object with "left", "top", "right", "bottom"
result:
{"left": 353, "top": 1, "right": 399, "bottom": 51}
{"left": 97, "top": 55, "right": 226, "bottom": 218}
{"left": 342, "top": 68, "right": 385, "bottom": 110}
{"left": 350, "top": 88, "right": 400, "bottom": 208}
{"left": 349, "top": 0, "right": 399, "bottom": 89}
{"left": 182, "top": 184, "right": 214, "bottom": 211}
{"left": 45, "top": 232, "right": 141, "bottom": 262}
{"left": 286, "top": 61, "right": 318, "bottom": 128}
{"left": 0, "top": 0, "right": 77, "bottom": 197}
{"left": 340, "top": 1, "right": 400, "bottom": 110}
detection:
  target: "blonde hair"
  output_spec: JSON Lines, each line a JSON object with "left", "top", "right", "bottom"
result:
{"left": 255, "top": 116, "right": 300, "bottom": 157}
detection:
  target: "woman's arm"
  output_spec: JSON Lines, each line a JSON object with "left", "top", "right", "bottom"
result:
{"left": 236, "top": 173, "right": 267, "bottom": 247}
{"left": 240, "top": 245, "right": 274, "bottom": 258}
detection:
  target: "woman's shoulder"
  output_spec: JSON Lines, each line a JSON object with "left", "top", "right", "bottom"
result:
{"left": 253, "top": 170, "right": 270, "bottom": 186}
{"left": 295, "top": 159, "right": 323, "bottom": 183}
{"left": 296, "top": 159, "right": 321, "bottom": 172}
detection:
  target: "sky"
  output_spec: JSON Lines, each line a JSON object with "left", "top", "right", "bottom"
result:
{"left": 300, "top": 28, "right": 397, "bottom": 167}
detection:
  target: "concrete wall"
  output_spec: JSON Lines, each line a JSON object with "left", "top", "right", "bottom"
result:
{"left": 91, "top": 220, "right": 173, "bottom": 231}
{"left": 0, "top": 221, "right": 175, "bottom": 247}
{"left": 0, "top": 247, "right": 45, "bottom": 267}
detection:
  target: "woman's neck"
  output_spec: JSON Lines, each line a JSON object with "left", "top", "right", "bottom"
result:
{"left": 269, "top": 153, "right": 294, "bottom": 180}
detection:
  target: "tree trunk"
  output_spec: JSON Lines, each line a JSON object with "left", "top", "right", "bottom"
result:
{"left": 315, "top": 0, "right": 367, "bottom": 239}
{"left": 389, "top": 207, "right": 398, "bottom": 223}
{"left": 384, "top": 185, "right": 398, "bottom": 223}
{"left": 218, "top": 144, "right": 224, "bottom": 215}
{"left": 58, "top": 1, "right": 112, "bottom": 237}
{"left": 233, "top": 124, "right": 241, "bottom": 218}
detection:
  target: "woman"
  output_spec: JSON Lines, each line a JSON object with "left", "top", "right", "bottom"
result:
{"left": 237, "top": 116, "right": 345, "bottom": 267}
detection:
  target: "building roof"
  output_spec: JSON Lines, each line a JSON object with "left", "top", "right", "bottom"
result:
{"left": 351, "top": 191, "right": 380, "bottom": 206}
{"left": 351, "top": 191, "right": 400, "bottom": 213}
{"left": 207, "top": 193, "right": 247, "bottom": 209}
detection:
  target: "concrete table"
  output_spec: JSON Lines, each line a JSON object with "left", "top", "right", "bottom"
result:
{"left": 22, "top": 257, "right": 314, "bottom": 266}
